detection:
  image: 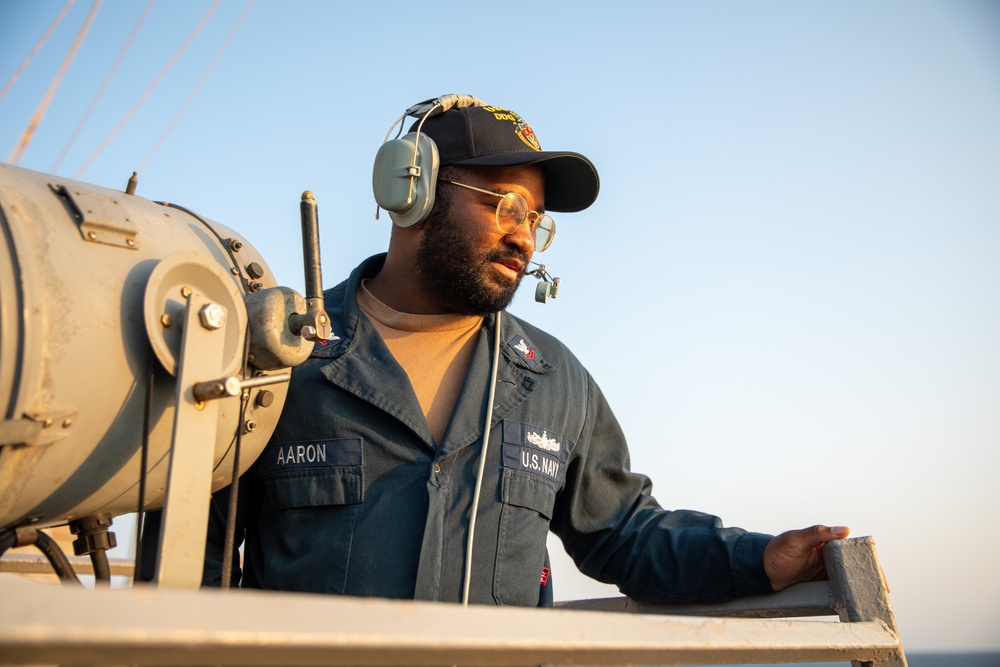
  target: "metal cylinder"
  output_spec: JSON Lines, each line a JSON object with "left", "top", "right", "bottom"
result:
{"left": 0, "top": 163, "right": 288, "bottom": 530}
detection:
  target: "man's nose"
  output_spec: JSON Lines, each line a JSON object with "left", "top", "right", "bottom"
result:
{"left": 503, "top": 218, "right": 535, "bottom": 255}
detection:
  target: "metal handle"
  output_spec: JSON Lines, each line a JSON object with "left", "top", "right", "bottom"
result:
{"left": 192, "top": 373, "right": 291, "bottom": 403}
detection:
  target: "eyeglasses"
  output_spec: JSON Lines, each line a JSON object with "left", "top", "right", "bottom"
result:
{"left": 439, "top": 179, "right": 556, "bottom": 252}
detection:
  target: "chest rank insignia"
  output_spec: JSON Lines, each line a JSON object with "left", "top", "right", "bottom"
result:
{"left": 507, "top": 335, "right": 539, "bottom": 366}
{"left": 526, "top": 430, "right": 560, "bottom": 452}
{"left": 315, "top": 331, "right": 342, "bottom": 347}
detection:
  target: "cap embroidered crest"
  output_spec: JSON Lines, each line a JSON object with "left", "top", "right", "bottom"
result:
{"left": 511, "top": 117, "right": 540, "bottom": 152}
{"left": 515, "top": 120, "right": 540, "bottom": 151}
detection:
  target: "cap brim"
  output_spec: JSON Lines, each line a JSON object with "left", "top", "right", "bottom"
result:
{"left": 448, "top": 151, "right": 600, "bottom": 213}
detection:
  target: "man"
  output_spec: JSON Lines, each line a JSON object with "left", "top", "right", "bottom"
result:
{"left": 203, "top": 96, "right": 848, "bottom": 606}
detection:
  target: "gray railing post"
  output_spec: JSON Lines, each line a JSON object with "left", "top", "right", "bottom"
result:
{"left": 825, "top": 536, "right": 908, "bottom": 667}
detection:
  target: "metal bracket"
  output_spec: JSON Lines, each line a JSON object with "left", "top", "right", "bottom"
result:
{"left": 154, "top": 291, "right": 229, "bottom": 589}
{"left": 0, "top": 410, "right": 75, "bottom": 446}
{"left": 50, "top": 183, "right": 139, "bottom": 250}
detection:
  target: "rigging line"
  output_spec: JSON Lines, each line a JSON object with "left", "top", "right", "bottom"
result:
{"left": 138, "top": 0, "right": 255, "bottom": 176}
{"left": 0, "top": 0, "right": 77, "bottom": 103}
{"left": 73, "top": 0, "right": 222, "bottom": 179}
{"left": 51, "top": 0, "right": 155, "bottom": 173}
{"left": 7, "top": 0, "right": 102, "bottom": 166}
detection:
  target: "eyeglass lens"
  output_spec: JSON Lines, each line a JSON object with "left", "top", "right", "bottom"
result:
{"left": 496, "top": 193, "right": 555, "bottom": 252}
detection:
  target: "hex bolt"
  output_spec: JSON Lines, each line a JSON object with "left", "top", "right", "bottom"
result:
{"left": 229, "top": 239, "right": 243, "bottom": 251}
{"left": 199, "top": 303, "right": 226, "bottom": 330}
{"left": 180, "top": 286, "right": 193, "bottom": 298}
{"left": 244, "top": 420, "right": 257, "bottom": 433}
{"left": 160, "top": 313, "right": 173, "bottom": 327}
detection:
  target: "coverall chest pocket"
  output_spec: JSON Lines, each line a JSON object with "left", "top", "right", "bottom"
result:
{"left": 263, "top": 467, "right": 363, "bottom": 509}
{"left": 494, "top": 470, "right": 557, "bottom": 606}
{"left": 493, "top": 420, "right": 573, "bottom": 606}
{"left": 257, "top": 438, "right": 363, "bottom": 594}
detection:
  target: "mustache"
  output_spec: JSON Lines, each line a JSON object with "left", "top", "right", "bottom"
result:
{"left": 484, "top": 250, "right": 531, "bottom": 274}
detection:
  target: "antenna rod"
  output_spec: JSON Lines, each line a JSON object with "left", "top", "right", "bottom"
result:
{"left": 300, "top": 191, "right": 323, "bottom": 304}
{"left": 288, "top": 191, "right": 332, "bottom": 341}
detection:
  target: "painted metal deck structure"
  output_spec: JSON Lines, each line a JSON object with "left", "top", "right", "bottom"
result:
{"left": 0, "top": 536, "right": 905, "bottom": 666}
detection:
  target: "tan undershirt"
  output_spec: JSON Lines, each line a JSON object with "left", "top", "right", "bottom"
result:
{"left": 358, "top": 281, "right": 484, "bottom": 445}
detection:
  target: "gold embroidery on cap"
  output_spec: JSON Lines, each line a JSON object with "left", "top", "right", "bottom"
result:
{"left": 483, "top": 106, "right": 542, "bottom": 152}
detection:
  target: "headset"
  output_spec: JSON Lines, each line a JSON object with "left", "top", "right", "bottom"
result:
{"left": 372, "top": 94, "right": 486, "bottom": 228}
{"left": 372, "top": 95, "right": 562, "bottom": 304}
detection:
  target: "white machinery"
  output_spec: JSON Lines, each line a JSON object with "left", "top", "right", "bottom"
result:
{"left": 0, "top": 162, "right": 330, "bottom": 587}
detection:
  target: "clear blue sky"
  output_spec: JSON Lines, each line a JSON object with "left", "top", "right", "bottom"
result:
{"left": 2, "top": 0, "right": 998, "bottom": 652}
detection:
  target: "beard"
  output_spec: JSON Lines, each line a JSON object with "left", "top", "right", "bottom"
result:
{"left": 415, "top": 201, "right": 529, "bottom": 315}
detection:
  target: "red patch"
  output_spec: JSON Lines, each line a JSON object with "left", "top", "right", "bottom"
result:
{"left": 524, "top": 349, "right": 535, "bottom": 360}
{"left": 540, "top": 567, "right": 550, "bottom": 586}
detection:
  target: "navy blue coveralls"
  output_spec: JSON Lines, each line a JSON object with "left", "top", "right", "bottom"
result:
{"left": 203, "top": 255, "right": 775, "bottom": 606}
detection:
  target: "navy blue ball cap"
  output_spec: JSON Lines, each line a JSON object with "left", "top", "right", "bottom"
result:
{"left": 410, "top": 104, "right": 600, "bottom": 213}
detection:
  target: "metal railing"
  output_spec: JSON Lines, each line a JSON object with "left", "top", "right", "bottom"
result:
{"left": 0, "top": 536, "right": 905, "bottom": 666}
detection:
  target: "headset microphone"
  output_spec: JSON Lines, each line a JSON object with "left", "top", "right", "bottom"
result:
{"left": 526, "top": 262, "right": 560, "bottom": 303}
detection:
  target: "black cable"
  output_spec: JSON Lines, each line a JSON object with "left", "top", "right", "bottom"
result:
{"left": 0, "top": 529, "right": 16, "bottom": 558}
{"left": 219, "top": 398, "right": 244, "bottom": 590}
{"left": 32, "top": 530, "right": 83, "bottom": 586}
{"left": 153, "top": 200, "right": 249, "bottom": 292}
{"left": 133, "top": 350, "right": 155, "bottom": 580}
{"left": 220, "top": 322, "right": 252, "bottom": 590}
{"left": 89, "top": 549, "right": 112, "bottom": 584}
{"left": 3, "top": 528, "right": 84, "bottom": 585}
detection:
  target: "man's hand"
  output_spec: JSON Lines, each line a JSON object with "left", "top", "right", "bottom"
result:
{"left": 763, "top": 525, "right": 850, "bottom": 591}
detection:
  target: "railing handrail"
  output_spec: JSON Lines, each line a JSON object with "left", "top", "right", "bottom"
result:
{"left": 0, "top": 536, "right": 907, "bottom": 667}
{"left": 558, "top": 579, "right": 837, "bottom": 618}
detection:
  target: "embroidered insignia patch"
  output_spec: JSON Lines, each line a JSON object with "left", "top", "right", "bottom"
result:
{"left": 507, "top": 335, "right": 539, "bottom": 366}
{"left": 526, "top": 430, "right": 560, "bottom": 452}
{"left": 501, "top": 421, "right": 572, "bottom": 483}
{"left": 315, "top": 331, "right": 342, "bottom": 347}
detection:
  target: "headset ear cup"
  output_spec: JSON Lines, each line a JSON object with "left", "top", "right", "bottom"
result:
{"left": 372, "top": 133, "right": 439, "bottom": 228}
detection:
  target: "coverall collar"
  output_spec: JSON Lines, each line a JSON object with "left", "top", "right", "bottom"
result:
{"left": 313, "top": 254, "right": 555, "bottom": 453}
